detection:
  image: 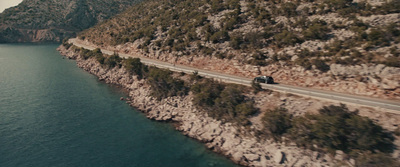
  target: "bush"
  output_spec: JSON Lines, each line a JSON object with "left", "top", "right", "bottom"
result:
{"left": 312, "top": 59, "right": 330, "bottom": 72}
{"left": 289, "top": 104, "right": 395, "bottom": 154}
{"left": 382, "top": 57, "right": 400, "bottom": 68}
{"left": 210, "top": 30, "right": 229, "bottom": 43}
{"left": 123, "top": 57, "right": 147, "bottom": 78}
{"left": 274, "top": 30, "right": 303, "bottom": 47}
{"left": 296, "top": 58, "right": 312, "bottom": 70}
{"left": 262, "top": 108, "right": 292, "bottom": 141}
{"left": 104, "top": 53, "right": 122, "bottom": 68}
{"left": 302, "top": 20, "right": 330, "bottom": 40}
{"left": 355, "top": 152, "right": 400, "bottom": 167}
{"left": 147, "top": 67, "right": 188, "bottom": 100}
{"left": 191, "top": 79, "right": 225, "bottom": 107}
{"left": 191, "top": 79, "right": 257, "bottom": 124}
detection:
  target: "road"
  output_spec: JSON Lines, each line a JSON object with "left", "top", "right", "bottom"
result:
{"left": 68, "top": 38, "right": 400, "bottom": 112}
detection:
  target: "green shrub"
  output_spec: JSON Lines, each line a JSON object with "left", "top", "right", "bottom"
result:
{"left": 191, "top": 79, "right": 257, "bottom": 124}
{"left": 104, "top": 53, "right": 122, "bottom": 68}
{"left": 191, "top": 79, "right": 224, "bottom": 107}
{"left": 147, "top": 67, "right": 188, "bottom": 100}
{"left": 312, "top": 59, "right": 330, "bottom": 72}
{"left": 229, "top": 33, "right": 243, "bottom": 49}
{"left": 289, "top": 104, "right": 395, "bottom": 154}
{"left": 296, "top": 58, "right": 312, "bottom": 70}
{"left": 123, "top": 57, "right": 147, "bottom": 78}
{"left": 95, "top": 54, "right": 105, "bottom": 64}
{"left": 262, "top": 108, "right": 293, "bottom": 141}
{"left": 355, "top": 152, "right": 400, "bottom": 167}
{"left": 302, "top": 20, "right": 330, "bottom": 40}
{"left": 382, "top": 57, "right": 400, "bottom": 68}
{"left": 274, "top": 30, "right": 303, "bottom": 47}
{"left": 210, "top": 30, "right": 229, "bottom": 43}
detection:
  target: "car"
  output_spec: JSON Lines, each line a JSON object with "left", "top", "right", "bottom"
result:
{"left": 254, "top": 76, "right": 274, "bottom": 84}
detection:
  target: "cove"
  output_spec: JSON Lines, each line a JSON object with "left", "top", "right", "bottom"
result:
{"left": 0, "top": 44, "right": 238, "bottom": 167}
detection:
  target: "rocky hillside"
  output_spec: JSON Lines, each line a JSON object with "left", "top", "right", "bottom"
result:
{"left": 81, "top": 0, "right": 400, "bottom": 67}
{"left": 0, "top": 0, "right": 140, "bottom": 43}
{"left": 78, "top": 0, "right": 400, "bottom": 99}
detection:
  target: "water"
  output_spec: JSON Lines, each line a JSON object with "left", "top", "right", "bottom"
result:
{"left": 0, "top": 44, "right": 238, "bottom": 167}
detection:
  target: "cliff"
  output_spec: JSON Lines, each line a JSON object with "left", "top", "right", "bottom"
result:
{"left": 0, "top": 0, "right": 140, "bottom": 43}
{"left": 58, "top": 45, "right": 400, "bottom": 166}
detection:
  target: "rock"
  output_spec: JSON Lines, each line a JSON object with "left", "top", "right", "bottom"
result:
{"left": 335, "top": 150, "right": 344, "bottom": 160}
{"left": 244, "top": 154, "right": 260, "bottom": 162}
{"left": 291, "top": 55, "right": 299, "bottom": 61}
{"left": 120, "top": 97, "right": 124, "bottom": 100}
{"left": 274, "top": 151, "right": 285, "bottom": 164}
{"left": 232, "top": 152, "right": 244, "bottom": 162}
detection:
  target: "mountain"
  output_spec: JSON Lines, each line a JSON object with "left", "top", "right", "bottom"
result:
{"left": 80, "top": 0, "right": 399, "bottom": 68}
{"left": 0, "top": 0, "right": 140, "bottom": 43}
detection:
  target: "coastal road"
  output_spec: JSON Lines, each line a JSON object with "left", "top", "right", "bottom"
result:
{"left": 68, "top": 38, "right": 400, "bottom": 113}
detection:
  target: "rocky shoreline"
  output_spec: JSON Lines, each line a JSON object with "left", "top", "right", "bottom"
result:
{"left": 58, "top": 45, "right": 350, "bottom": 166}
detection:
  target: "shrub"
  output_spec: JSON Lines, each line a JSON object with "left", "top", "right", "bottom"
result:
{"left": 274, "top": 30, "right": 303, "bottom": 47}
{"left": 382, "top": 56, "right": 400, "bottom": 68}
{"left": 302, "top": 20, "right": 330, "bottom": 40}
{"left": 123, "top": 57, "right": 146, "bottom": 78}
{"left": 289, "top": 104, "right": 395, "bottom": 154}
{"left": 229, "top": 33, "right": 243, "bottom": 49}
{"left": 279, "top": 2, "right": 298, "bottom": 17}
{"left": 95, "top": 54, "right": 105, "bottom": 64}
{"left": 262, "top": 108, "right": 292, "bottom": 141}
{"left": 355, "top": 152, "right": 400, "bottom": 167}
{"left": 191, "top": 79, "right": 257, "bottom": 124}
{"left": 191, "top": 79, "right": 224, "bottom": 107}
{"left": 104, "top": 53, "right": 122, "bottom": 68}
{"left": 296, "top": 58, "right": 312, "bottom": 70}
{"left": 147, "top": 67, "right": 188, "bottom": 100}
{"left": 312, "top": 59, "right": 330, "bottom": 72}
{"left": 210, "top": 30, "right": 229, "bottom": 43}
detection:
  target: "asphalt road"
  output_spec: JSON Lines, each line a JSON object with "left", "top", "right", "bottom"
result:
{"left": 69, "top": 38, "right": 400, "bottom": 112}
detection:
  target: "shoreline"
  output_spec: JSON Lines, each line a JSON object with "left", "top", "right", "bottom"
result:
{"left": 57, "top": 44, "right": 342, "bottom": 166}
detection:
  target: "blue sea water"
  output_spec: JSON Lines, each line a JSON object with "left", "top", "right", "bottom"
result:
{"left": 0, "top": 44, "right": 238, "bottom": 167}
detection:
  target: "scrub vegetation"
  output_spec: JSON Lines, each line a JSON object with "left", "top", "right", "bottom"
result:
{"left": 80, "top": 0, "right": 400, "bottom": 69}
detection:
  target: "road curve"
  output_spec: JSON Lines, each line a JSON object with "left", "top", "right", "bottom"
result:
{"left": 68, "top": 38, "right": 400, "bottom": 113}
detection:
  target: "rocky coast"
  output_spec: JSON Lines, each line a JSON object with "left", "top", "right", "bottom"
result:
{"left": 58, "top": 45, "right": 400, "bottom": 166}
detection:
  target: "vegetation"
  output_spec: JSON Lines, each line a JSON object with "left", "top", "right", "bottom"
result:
{"left": 147, "top": 67, "right": 188, "bottom": 100}
{"left": 77, "top": 0, "right": 400, "bottom": 71}
{"left": 78, "top": 48, "right": 189, "bottom": 100}
{"left": 124, "top": 57, "right": 147, "bottom": 78}
{"left": 262, "top": 108, "right": 292, "bottom": 141}
{"left": 261, "top": 104, "right": 397, "bottom": 165}
{"left": 191, "top": 78, "right": 257, "bottom": 125}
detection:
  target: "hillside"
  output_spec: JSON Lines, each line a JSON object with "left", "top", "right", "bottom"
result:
{"left": 79, "top": 0, "right": 400, "bottom": 99}
{"left": 81, "top": 0, "right": 399, "bottom": 66}
{"left": 0, "top": 0, "right": 140, "bottom": 43}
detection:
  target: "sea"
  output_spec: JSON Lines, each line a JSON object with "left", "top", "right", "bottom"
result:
{"left": 0, "top": 44, "right": 238, "bottom": 167}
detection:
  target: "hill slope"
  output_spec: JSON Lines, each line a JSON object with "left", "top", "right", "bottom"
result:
{"left": 78, "top": 0, "right": 400, "bottom": 99}
{"left": 0, "top": 0, "right": 140, "bottom": 43}
{"left": 81, "top": 0, "right": 399, "bottom": 67}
